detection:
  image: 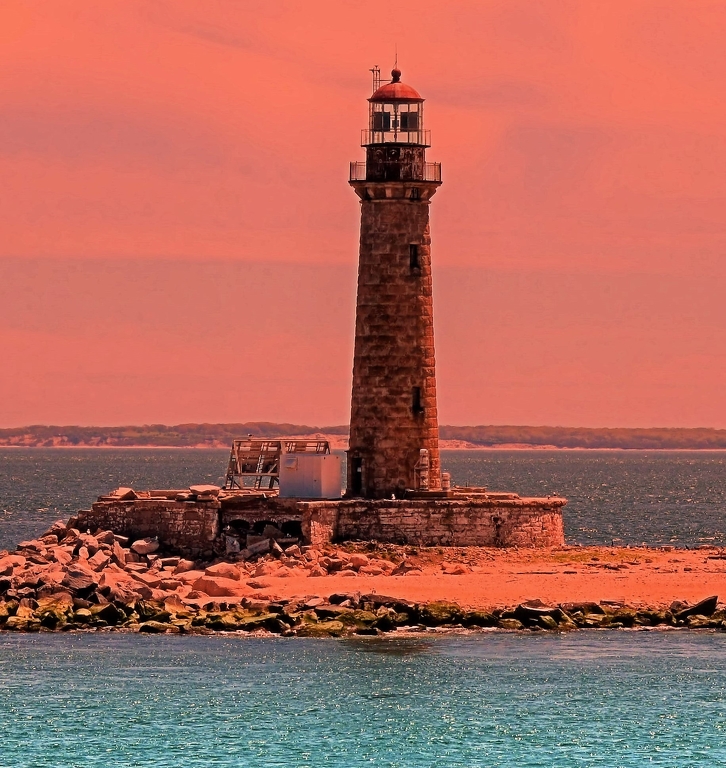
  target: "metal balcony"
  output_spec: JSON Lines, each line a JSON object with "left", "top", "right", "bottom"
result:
{"left": 349, "top": 161, "right": 441, "bottom": 183}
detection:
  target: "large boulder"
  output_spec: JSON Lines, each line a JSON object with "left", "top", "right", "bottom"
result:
{"left": 191, "top": 576, "right": 248, "bottom": 598}
{"left": 131, "top": 538, "right": 159, "bottom": 555}
{"left": 61, "top": 567, "right": 98, "bottom": 596}
{"left": 111, "top": 540, "right": 127, "bottom": 566}
{"left": 77, "top": 533, "right": 100, "bottom": 556}
{"left": 87, "top": 550, "right": 110, "bottom": 571}
{"left": 90, "top": 602, "right": 126, "bottom": 625}
{"left": 360, "top": 594, "right": 415, "bottom": 614}
{"left": 349, "top": 554, "right": 370, "bottom": 570}
{"left": 463, "top": 610, "right": 498, "bottom": 627}
{"left": 235, "top": 613, "right": 287, "bottom": 633}
{"left": 17, "top": 540, "right": 45, "bottom": 553}
{"left": 513, "top": 603, "right": 561, "bottom": 624}
{"left": 99, "top": 567, "right": 147, "bottom": 602}
{"left": 676, "top": 595, "right": 719, "bottom": 622}
{"left": 337, "top": 609, "right": 378, "bottom": 628}
{"left": 0, "top": 601, "right": 15, "bottom": 624}
{"left": 37, "top": 593, "right": 74, "bottom": 628}
{"left": 49, "top": 547, "right": 73, "bottom": 566}
{"left": 204, "top": 562, "right": 242, "bottom": 581}
{"left": 296, "top": 620, "right": 346, "bottom": 637}
{"left": 243, "top": 538, "right": 271, "bottom": 557}
{"left": 4, "top": 615, "right": 41, "bottom": 631}
{"left": 173, "top": 559, "right": 197, "bottom": 575}
{"left": 95, "top": 530, "right": 116, "bottom": 545}
{"left": 561, "top": 601, "right": 605, "bottom": 616}
{"left": 175, "top": 570, "right": 206, "bottom": 585}
{"left": 42, "top": 520, "right": 68, "bottom": 539}
{"left": 253, "top": 561, "right": 283, "bottom": 578}
{"left": 205, "top": 613, "right": 242, "bottom": 631}
{"left": 419, "top": 602, "right": 462, "bottom": 626}
{"left": 139, "top": 620, "right": 175, "bottom": 633}
{"left": 132, "top": 572, "right": 163, "bottom": 588}
{"left": 498, "top": 618, "right": 524, "bottom": 630}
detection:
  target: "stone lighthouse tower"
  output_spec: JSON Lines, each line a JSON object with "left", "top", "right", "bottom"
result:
{"left": 347, "top": 67, "right": 442, "bottom": 499}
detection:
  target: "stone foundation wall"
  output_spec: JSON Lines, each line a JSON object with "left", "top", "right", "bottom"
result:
{"left": 76, "top": 500, "right": 220, "bottom": 558}
{"left": 301, "top": 497, "right": 565, "bottom": 548}
{"left": 301, "top": 504, "right": 339, "bottom": 547}
{"left": 220, "top": 497, "right": 303, "bottom": 533}
{"left": 77, "top": 494, "right": 565, "bottom": 554}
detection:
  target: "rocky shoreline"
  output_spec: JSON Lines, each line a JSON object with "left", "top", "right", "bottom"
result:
{"left": 1, "top": 517, "right": 725, "bottom": 636}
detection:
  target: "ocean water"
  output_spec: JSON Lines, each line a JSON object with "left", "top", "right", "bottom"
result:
{"left": 0, "top": 631, "right": 724, "bottom": 767}
{"left": 2, "top": 452, "right": 726, "bottom": 765}
{"left": 2, "top": 448, "right": 726, "bottom": 550}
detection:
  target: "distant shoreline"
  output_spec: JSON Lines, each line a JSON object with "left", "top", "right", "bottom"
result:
{"left": 4, "top": 442, "right": 726, "bottom": 452}
{"left": 4, "top": 422, "right": 726, "bottom": 450}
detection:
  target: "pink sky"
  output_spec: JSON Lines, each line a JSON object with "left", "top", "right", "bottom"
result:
{"left": 1, "top": 1, "right": 725, "bottom": 428}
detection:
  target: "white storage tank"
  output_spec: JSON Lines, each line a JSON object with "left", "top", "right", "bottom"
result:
{"left": 278, "top": 452, "right": 343, "bottom": 499}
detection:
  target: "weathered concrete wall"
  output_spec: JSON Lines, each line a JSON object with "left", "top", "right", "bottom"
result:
{"left": 300, "top": 497, "right": 565, "bottom": 548}
{"left": 348, "top": 181, "right": 442, "bottom": 498}
{"left": 77, "top": 500, "right": 220, "bottom": 558}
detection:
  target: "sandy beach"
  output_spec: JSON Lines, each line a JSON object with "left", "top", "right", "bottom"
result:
{"left": 252, "top": 544, "right": 726, "bottom": 610}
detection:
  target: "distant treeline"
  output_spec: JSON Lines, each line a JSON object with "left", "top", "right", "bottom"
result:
{"left": 2, "top": 423, "right": 726, "bottom": 449}
{"left": 440, "top": 425, "right": 726, "bottom": 450}
{"left": 0, "top": 422, "right": 349, "bottom": 448}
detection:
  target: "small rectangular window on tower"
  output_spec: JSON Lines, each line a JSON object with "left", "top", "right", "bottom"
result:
{"left": 409, "top": 244, "right": 420, "bottom": 270}
{"left": 412, "top": 386, "right": 424, "bottom": 415}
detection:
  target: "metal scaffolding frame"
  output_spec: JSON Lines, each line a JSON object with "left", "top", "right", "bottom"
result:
{"left": 223, "top": 438, "right": 331, "bottom": 490}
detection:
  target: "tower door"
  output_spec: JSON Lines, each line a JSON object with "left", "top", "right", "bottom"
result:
{"left": 351, "top": 457, "right": 363, "bottom": 495}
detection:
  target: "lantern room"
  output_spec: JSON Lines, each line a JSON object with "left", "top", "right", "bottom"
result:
{"left": 363, "top": 68, "right": 430, "bottom": 147}
{"left": 350, "top": 67, "right": 441, "bottom": 184}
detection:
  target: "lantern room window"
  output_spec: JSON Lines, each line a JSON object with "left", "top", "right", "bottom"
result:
{"left": 368, "top": 102, "right": 423, "bottom": 144}
{"left": 400, "top": 112, "right": 418, "bottom": 131}
{"left": 372, "top": 112, "right": 391, "bottom": 132}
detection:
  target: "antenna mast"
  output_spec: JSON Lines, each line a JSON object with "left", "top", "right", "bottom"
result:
{"left": 370, "top": 65, "right": 381, "bottom": 94}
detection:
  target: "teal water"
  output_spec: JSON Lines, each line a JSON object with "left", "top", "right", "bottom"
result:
{"left": 1, "top": 632, "right": 724, "bottom": 767}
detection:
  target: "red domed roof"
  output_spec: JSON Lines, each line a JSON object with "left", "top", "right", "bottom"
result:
{"left": 369, "top": 68, "right": 423, "bottom": 102}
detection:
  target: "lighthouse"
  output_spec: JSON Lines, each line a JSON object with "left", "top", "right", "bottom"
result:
{"left": 347, "top": 67, "right": 442, "bottom": 499}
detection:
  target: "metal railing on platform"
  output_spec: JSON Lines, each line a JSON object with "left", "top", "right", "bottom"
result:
{"left": 349, "top": 161, "right": 441, "bottom": 182}
{"left": 349, "top": 161, "right": 366, "bottom": 181}
{"left": 422, "top": 162, "right": 442, "bottom": 182}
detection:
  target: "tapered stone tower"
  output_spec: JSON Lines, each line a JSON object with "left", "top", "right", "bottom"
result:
{"left": 347, "top": 67, "right": 442, "bottom": 498}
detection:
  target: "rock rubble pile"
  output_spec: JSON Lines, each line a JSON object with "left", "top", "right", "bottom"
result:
{"left": 1, "top": 518, "right": 724, "bottom": 636}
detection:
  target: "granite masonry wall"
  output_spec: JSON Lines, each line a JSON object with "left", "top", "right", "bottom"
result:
{"left": 302, "top": 497, "right": 566, "bottom": 548}
{"left": 77, "top": 494, "right": 565, "bottom": 554}
{"left": 348, "top": 181, "right": 442, "bottom": 498}
{"left": 76, "top": 499, "right": 221, "bottom": 558}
